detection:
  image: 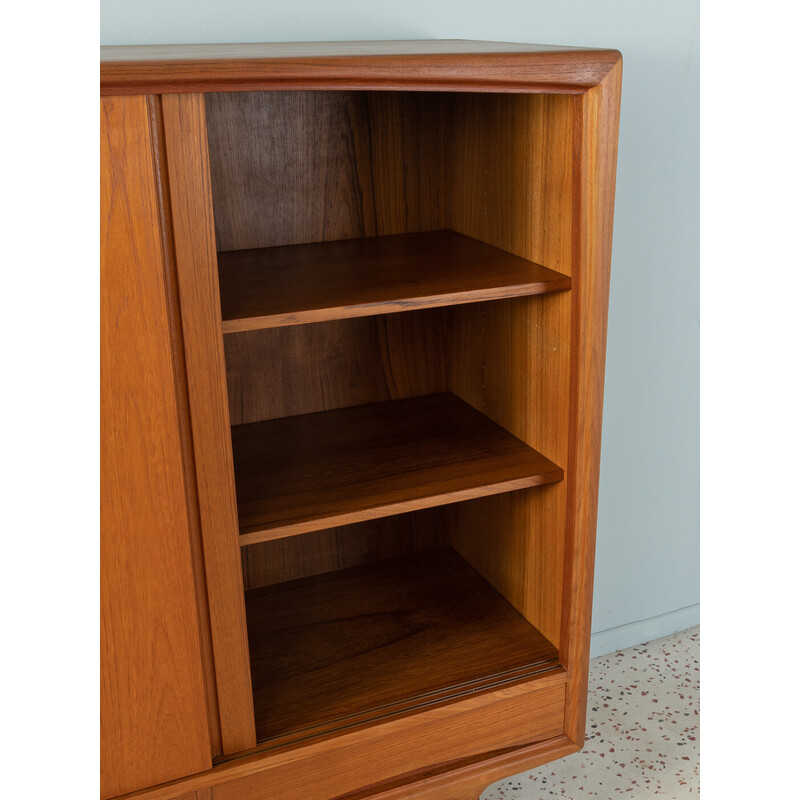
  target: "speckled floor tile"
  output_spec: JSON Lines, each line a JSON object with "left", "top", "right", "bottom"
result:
{"left": 481, "top": 627, "right": 699, "bottom": 799}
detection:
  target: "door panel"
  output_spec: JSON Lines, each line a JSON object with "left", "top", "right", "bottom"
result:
{"left": 101, "top": 94, "right": 212, "bottom": 798}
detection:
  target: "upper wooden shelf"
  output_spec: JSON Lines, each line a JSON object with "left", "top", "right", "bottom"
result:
{"left": 218, "top": 230, "right": 570, "bottom": 332}
{"left": 233, "top": 392, "right": 564, "bottom": 545}
{"left": 100, "top": 39, "right": 622, "bottom": 96}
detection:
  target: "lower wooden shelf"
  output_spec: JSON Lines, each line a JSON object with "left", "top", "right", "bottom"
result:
{"left": 233, "top": 392, "right": 564, "bottom": 545}
{"left": 245, "top": 546, "right": 562, "bottom": 746}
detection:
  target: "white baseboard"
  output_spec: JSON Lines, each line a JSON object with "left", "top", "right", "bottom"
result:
{"left": 589, "top": 604, "right": 700, "bottom": 659}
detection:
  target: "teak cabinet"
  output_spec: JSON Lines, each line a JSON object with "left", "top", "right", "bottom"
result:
{"left": 100, "top": 40, "right": 621, "bottom": 800}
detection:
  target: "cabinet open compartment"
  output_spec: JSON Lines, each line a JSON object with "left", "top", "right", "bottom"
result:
{"left": 205, "top": 86, "right": 577, "bottom": 748}
{"left": 227, "top": 297, "right": 572, "bottom": 746}
{"left": 243, "top": 540, "right": 561, "bottom": 746}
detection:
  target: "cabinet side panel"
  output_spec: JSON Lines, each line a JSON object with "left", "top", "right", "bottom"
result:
{"left": 100, "top": 94, "right": 212, "bottom": 798}
{"left": 160, "top": 93, "right": 257, "bottom": 755}
{"left": 562, "top": 62, "right": 622, "bottom": 745}
{"left": 446, "top": 94, "right": 576, "bottom": 647}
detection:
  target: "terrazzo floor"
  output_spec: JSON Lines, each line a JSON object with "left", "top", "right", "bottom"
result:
{"left": 482, "top": 627, "right": 700, "bottom": 799}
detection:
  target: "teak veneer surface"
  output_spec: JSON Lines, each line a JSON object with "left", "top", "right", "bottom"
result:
{"left": 218, "top": 230, "right": 570, "bottom": 331}
{"left": 245, "top": 547, "right": 560, "bottom": 744}
{"left": 100, "top": 40, "right": 621, "bottom": 96}
{"left": 232, "top": 392, "right": 564, "bottom": 544}
{"left": 159, "top": 93, "right": 257, "bottom": 755}
{"left": 561, "top": 57, "right": 622, "bottom": 746}
{"left": 101, "top": 95, "right": 212, "bottom": 798}
{"left": 119, "top": 678, "right": 567, "bottom": 800}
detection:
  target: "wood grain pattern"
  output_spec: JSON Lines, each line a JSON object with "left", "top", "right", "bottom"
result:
{"left": 241, "top": 510, "right": 447, "bottom": 591}
{"left": 245, "top": 547, "right": 560, "bottom": 744}
{"left": 561, "top": 59, "right": 623, "bottom": 746}
{"left": 218, "top": 230, "right": 570, "bottom": 331}
{"left": 224, "top": 309, "right": 446, "bottom": 426}
{"left": 205, "top": 90, "right": 446, "bottom": 251}
{"left": 100, "top": 41, "right": 621, "bottom": 96}
{"left": 159, "top": 93, "right": 256, "bottom": 755}
{"left": 445, "top": 92, "right": 577, "bottom": 649}
{"left": 101, "top": 94, "right": 212, "bottom": 799}
{"left": 232, "top": 393, "right": 564, "bottom": 545}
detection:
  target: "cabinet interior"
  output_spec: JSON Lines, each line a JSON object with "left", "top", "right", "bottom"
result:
{"left": 204, "top": 88, "right": 578, "bottom": 747}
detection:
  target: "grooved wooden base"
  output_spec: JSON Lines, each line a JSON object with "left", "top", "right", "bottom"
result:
{"left": 114, "top": 724, "right": 576, "bottom": 800}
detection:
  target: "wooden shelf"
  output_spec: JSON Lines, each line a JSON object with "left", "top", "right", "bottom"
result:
{"left": 245, "top": 547, "right": 562, "bottom": 745}
{"left": 218, "top": 230, "right": 571, "bottom": 332}
{"left": 233, "top": 392, "right": 564, "bottom": 545}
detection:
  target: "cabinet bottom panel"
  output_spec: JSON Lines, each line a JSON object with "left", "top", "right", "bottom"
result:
{"left": 244, "top": 547, "right": 560, "bottom": 746}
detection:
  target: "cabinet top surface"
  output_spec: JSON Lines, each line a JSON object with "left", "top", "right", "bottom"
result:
{"left": 100, "top": 39, "right": 621, "bottom": 96}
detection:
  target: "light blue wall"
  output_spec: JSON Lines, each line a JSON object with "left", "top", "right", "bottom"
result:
{"left": 101, "top": 1, "right": 699, "bottom": 655}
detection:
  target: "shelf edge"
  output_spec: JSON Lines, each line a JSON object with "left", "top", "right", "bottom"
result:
{"left": 238, "top": 469, "right": 563, "bottom": 547}
{"left": 221, "top": 278, "right": 572, "bottom": 333}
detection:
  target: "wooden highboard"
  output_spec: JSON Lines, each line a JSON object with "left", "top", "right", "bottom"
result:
{"left": 100, "top": 40, "right": 621, "bottom": 800}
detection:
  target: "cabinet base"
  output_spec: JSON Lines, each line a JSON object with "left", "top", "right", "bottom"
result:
{"left": 338, "top": 735, "right": 579, "bottom": 800}
{"left": 118, "top": 736, "right": 578, "bottom": 800}
{"left": 115, "top": 680, "right": 577, "bottom": 800}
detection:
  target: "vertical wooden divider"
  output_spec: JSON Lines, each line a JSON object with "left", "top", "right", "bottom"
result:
{"left": 148, "top": 94, "right": 223, "bottom": 758}
{"left": 159, "top": 93, "right": 257, "bottom": 755}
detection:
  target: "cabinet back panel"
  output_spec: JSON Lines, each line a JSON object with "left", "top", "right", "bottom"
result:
{"left": 224, "top": 309, "right": 446, "bottom": 425}
{"left": 241, "top": 510, "right": 447, "bottom": 591}
{"left": 205, "top": 91, "right": 447, "bottom": 251}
